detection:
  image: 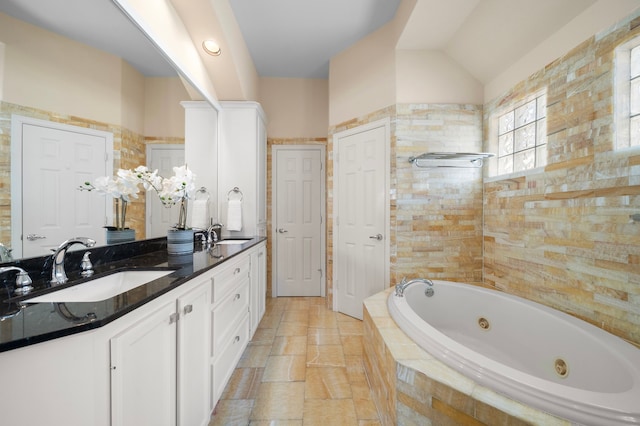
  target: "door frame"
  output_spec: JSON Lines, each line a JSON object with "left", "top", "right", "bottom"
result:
{"left": 10, "top": 114, "right": 114, "bottom": 258}
{"left": 332, "top": 118, "right": 390, "bottom": 311}
{"left": 271, "top": 144, "right": 326, "bottom": 298}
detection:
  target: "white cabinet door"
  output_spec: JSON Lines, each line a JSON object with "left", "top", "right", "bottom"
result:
{"left": 177, "top": 279, "right": 212, "bottom": 426}
{"left": 250, "top": 242, "right": 267, "bottom": 335}
{"left": 218, "top": 101, "right": 267, "bottom": 238}
{"left": 110, "top": 300, "right": 177, "bottom": 426}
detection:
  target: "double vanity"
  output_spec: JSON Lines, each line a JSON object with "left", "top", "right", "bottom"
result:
{"left": 0, "top": 236, "right": 266, "bottom": 426}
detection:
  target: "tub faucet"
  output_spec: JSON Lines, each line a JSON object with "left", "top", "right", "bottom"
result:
{"left": 0, "top": 266, "right": 33, "bottom": 295}
{"left": 50, "top": 237, "right": 96, "bottom": 285}
{"left": 395, "top": 277, "right": 433, "bottom": 297}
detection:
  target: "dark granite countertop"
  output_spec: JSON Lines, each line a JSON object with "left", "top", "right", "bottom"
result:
{"left": 0, "top": 237, "right": 266, "bottom": 352}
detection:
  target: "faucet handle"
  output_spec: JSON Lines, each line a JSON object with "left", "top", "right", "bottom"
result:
{"left": 14, "top": 271, "right": 33, "bottom": 296}
{"left": 80, "top": 251, "right": 94, "bottom": 278}
{"left": 0, "top": 266, "right": 34, "bottom": 296}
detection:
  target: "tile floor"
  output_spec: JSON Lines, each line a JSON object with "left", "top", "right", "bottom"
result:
{"left": 209, "top": 297, "right": 381, "bottom": 425}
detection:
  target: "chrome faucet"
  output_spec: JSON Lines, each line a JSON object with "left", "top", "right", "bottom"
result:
{"left": 50, "top": 237, "right": 96, "bottom": 285}
{"left": 394, "top": 277, "right": 434, "bottom": 297}
{"left": 207, "top": 223, "right": 222, "bottom": 244}
{"left": 194, "top": 223, "right": 222, "bottom": 247}
{"left": 0, "top": 266, "right": 33, "bottom": 295}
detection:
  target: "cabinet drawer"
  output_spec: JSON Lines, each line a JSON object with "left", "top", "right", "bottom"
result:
{"left": 212, "top": 279, "right": 249, "bottom": 355}
{"left": 212, "top": 313, "right": 250, "bottom": 403}
{"left": 212, "top": 255, "right": 250, "bottom": 303}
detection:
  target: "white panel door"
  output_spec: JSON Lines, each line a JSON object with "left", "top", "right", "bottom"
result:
{"left": 146, "top": 145, "right": 184, "bottom": 238}
{"left": 274, "top": 147, "right": 324, "bottom": 296}
{"left": 336, "top": 122, "right": 388, "bottom": 319}
{"left": 22, "top": 123, "right": 109, "bottom": 257}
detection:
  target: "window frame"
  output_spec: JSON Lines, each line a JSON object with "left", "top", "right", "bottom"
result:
{"left": 488, "top": 90, "right": 547, "bottom": 178}
{"left": 614, "top": 35, "right": 640, "bottom": 151}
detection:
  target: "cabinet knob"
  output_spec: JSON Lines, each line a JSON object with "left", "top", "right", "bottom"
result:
{"left": 183, "top": 304, "right": 193, "bottom": 315}
{"left": 234, "top": 335, "right": 240, "bottom": 343}
{"left": 234, "top": 293, "right": 241, "bottom": 301}
{"left": 169, "top": 312, "right": 179, "bottom": 324}
{"left": 234, "top": 267, "right": 241, "bottom": 275}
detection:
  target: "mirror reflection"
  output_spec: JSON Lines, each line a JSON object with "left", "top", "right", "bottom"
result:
{"left": 0, "top": 0, "right": 197, "bottom": 260}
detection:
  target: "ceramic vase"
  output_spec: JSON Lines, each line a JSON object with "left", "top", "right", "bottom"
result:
{"left": 106, "top": 228, "right": 135, "bottom": 244}
{"left": 167, "top": 229, "right": 194, "bottom": 254}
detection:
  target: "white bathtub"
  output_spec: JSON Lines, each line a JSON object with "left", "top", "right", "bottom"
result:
{"left": 387, "top": 280, "right": 640, "bottom": 426}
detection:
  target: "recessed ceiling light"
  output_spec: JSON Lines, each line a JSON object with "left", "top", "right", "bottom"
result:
{"left": 202, "top": 40, "right": 222, "bottom": 56}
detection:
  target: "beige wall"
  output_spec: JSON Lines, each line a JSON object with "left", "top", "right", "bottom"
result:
{"left": 395, "top": 50, "right": 483, "bottom": 104}
{"left": 120, "top": 60, "right": 146, "bottom": 134}
{"left": 328, "top": 22, "right": 396, "bottom": 127}
{"left": 0, "top": 12, "right": 189, "bottom": 137}
{"left": 259, "top": 77, "right": 328, "bottom": 138}
{"left": 145, "top": 77, "right": 190, "bottom": 137}
{"left": 0, "top": 13, "right": 125, "bottom": 127}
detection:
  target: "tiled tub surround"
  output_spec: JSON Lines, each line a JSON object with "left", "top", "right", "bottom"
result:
{"left": 364, "top": 290, "right": 572, "bottom": 426}
{"left": 387, "top": 281, "right": 640, "bottom": 425}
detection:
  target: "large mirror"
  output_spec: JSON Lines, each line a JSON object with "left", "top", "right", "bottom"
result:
{"left": 0, "top": 0, "right": 197, "bottom": 260}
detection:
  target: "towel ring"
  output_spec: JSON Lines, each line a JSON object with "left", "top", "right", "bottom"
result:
{"left": 195, "top": 186, "right": 210, "bottom": 201}
{"left": 227, "top": 187, "right": 243, "bottom": 202}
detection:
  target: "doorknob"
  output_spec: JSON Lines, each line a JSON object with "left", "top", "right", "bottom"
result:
{"left": 26, "top": 234, "right": 47, "bottom": 241}
{"left": 369, "top": 234, "right": 383, "bottom": 241}
{"left": 277, "top": 228, "right": 288, "bottom": 233}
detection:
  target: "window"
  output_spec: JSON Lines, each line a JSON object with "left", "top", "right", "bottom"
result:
{"left": 496, "top": 94, "right": 547, "bottom": 175}
{"left": 615, "top": 36, "right": 640, "bottom": 150}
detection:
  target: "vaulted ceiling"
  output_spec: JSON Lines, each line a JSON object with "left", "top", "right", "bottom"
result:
{"left": 0, "top": 0, "right": 630, "bottom": 87}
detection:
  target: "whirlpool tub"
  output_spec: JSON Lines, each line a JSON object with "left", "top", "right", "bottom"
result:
{"left": 386, "top": 280, "right": 640, "bottom": 426}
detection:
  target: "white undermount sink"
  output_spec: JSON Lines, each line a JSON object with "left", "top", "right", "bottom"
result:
{"left": 23, "top": 269, "right": 174, "bottom": 303}
{"left": 215, "top": 239, "right": 251, "bottom": 245}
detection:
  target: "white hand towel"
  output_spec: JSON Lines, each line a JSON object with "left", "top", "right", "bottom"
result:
{"left": 226, "top": 199, "right": 243, "bottom": 231}
{"left": 190, "top": 199, "right": 209, "bottom": 230}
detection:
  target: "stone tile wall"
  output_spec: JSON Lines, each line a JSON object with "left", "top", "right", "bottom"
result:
{"left": 327, "top": 104, "right": 484, "bottom": 308}
{"left": 0, "top": 101, "right": 183, "bottom": 247}
{"left": 483, "top": 11, "right": 640, "bottom": 346}
{"left": 395, "top": 104, "right": 484, "bottom": 284}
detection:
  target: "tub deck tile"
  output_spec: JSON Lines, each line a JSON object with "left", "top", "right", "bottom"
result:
{"left": 363, "top": 294, "right": 572, "bottom": 426}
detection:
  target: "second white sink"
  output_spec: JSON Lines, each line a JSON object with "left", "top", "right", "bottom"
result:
{"left": 215, "top": 239, "right": 251, "bottom": 245}
{"left": 23, "top": 269, "right": 174, "bottom": 303}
